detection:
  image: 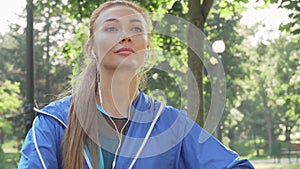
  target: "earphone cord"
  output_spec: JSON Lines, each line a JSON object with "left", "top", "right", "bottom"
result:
{"left": 97, "top": 80, "right": 132, "bottom": 169}
{"left": 111, "top": 105, "right": 132, "bottom": 169}
{"left": 96, "top": 58, "right": 134, "bottom": 168}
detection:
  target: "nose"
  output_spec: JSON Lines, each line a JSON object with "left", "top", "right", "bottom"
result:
{"left": 119, "top": 30, "right": 132, "bottom": 43}
{"left": 120, "top": 36, "right": 132, "bottom": 43}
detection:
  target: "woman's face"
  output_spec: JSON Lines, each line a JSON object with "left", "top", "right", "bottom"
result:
{"left": 92, "top": 6, "right": 148, "bottom": 70}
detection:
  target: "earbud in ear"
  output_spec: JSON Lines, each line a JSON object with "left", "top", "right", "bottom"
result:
{"left": 91, "top": 50, "right": 97, "bottom": 60}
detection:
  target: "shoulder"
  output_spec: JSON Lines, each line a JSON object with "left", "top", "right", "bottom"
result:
{"left": 35, "top": 95, "right": 72, "bottom": 127}
{"left": 137, "top": 91, "right": 187, "bottom": 118}
{"left": 19, "top": 96, "right": 72, "bottom": 168}
{"left": 141, "top": 92, "right": 191, "bottom": 131}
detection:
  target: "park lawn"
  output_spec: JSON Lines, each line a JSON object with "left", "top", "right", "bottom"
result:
{"left": 2, "top": 140, "right": 21, "bottom": 169}
{"left": 4, "top": 152, "right": 19, "bottom": 169}
{"left": 3, "top": 152, "right": 300, "bottom": 169}
{"left": 253, "top": 163, "right": 300, "bottom": 169}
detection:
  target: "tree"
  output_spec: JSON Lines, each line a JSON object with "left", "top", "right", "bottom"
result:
{"left": 275, "top": 0, "right": 300, "bottom": 35}
{"left": 0, "top": 0, "right": 77, "bottom": 135}
{"left": 0, "top": 80, "right": 22, "bottom": 167}
{"left": 0, "top": 80, "right": 22, "bottom": 142}
{"left": 270, "top": 34, "right": 300, "bottom": 142}
{"left": 205, "top": 1, "right": 248, "bottom": 144}
{"left": 236, "top": 20, "right": 300, "bottom": 154}
{"left": 33, "top": 0, "right": 75, "bottom": 105}
{"left": 24, "top": 0, "right": 34, "bottom": 134}
{"left": 187, "top": 0, "right": 213, "bottom": 127}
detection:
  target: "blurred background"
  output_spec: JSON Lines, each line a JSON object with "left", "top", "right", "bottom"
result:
{"left": 0, "top": 0, "right": 299, "bottom": 168}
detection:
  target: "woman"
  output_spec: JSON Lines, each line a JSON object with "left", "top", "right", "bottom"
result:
{"left": 19, "top": 1, "right": 255, "bottom": 169}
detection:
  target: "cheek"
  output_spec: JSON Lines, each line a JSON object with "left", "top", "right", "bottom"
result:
{"left": 93, "top": 34, "right": 120, "bottom": 57}
{"left": 134, "top": 35, "right": 148, "bottom": 49}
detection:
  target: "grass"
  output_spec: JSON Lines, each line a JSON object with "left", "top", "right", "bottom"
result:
{"left": 1, "top": 139, "right": 21, "bottom": 169}
{"left": 3, "top": 152, "right": 19, "bottom": 169}
{"left": 253, "top": 163, "right": 300, "bottom": 169}
{"left": 2, "top": 149, "right": 300, "bottom": 169}
{"left": 3, "top": 137, "right": 300, "bottom": 168}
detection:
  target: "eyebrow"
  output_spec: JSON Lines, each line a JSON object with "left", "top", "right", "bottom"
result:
{"left": 103, "top": 18, "right": 142, "bottom": 24}
{"left": 103, "top": 18, "right": 120, "bottom": 23}
{"left": 130, "top": 19, "right": 142, "bottom": 23}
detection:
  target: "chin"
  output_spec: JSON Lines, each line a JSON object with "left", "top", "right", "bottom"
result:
{"left": 103, "top": 62, "right": 144, "bottom": 71}
{"left": 103, "top": 56, "right": 145, "bottom": 70}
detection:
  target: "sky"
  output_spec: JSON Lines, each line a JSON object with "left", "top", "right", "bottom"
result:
{"left": 0, "top": 0, "right": 291, "bottom": 36}
{"left": 241, "top": 0, "right": 290, "bottom": 28}
{"left": 240, "top": 0, "right": 291, "bottom": 46}
{"left": 0, "top": 0, "right": 26, "bottom": 35}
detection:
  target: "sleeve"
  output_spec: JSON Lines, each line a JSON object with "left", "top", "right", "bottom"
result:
{"left": 178, "top": 118, "right": 255, "bottom": 169}
{"left": 18, "top": 114, "right": 62, "bottom": 169}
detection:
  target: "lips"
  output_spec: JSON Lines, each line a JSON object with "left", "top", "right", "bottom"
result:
{"left": 114, "top": 47, "right": 135, "bottom": 56}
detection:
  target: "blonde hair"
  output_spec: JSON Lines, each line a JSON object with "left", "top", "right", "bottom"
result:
{"left": 62, "top": 1, "right": 149, "bottom": 169}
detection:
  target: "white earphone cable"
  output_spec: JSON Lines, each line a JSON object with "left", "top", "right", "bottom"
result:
{"left": 128, "top": 102, "right": 165, "bottom": 169}
{"left": 97, "top": 81, "right": 132, "bottom": 169}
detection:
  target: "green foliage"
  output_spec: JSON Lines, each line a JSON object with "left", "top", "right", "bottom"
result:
{"left": 276, "top": 0, "right": 300, "bottom": 35}
{"left": 206, "top": 1, "right": 249, "bottom": 146}
{"left": 218, "top": 0, "right": 247, "bottom": 19}
{"left": 33, "top": 0, "right": 75, "bottom": 104}
{"left": 56, "top": 24, "right": 89, "bottom": 76}
{"left": 0, "top": 25, "right": 26, "bottom": 96}
{"left": 143, "top": 0, "right": 190, "bottom": 108}
{"left": 206, "top": 0, "right": 299, "bottom": 156}
{"left": 237, "top": 21, "right": 300, "bottom": 154}
{"left": 231, "top": 139, "right": 257, "bottom": 156}
{"left": 220, "top": 0, "right": 300, "bottom": 36}
{"left": 0, "top": 80, "right": 22, "bottom": 135}
{"left": 0, "top": 151, "right": 20, "bottom": 169}
{"left": 0, "top": 81, "right": 22, "bottom": 113}
{"left": 0, "top": 80, "right": 22, "bottom": 167}
{"left": 59, "top": 0, "right": 177, "bottom": 20}
{"left": 0, "top": 147, "right": 4, "bottom": 169}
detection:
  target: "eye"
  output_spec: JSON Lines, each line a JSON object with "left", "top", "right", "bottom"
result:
{"left": 131, "top": 27, "right": 143, "bottom": 32}
{"left": 104, "top": 26, "right": 119, "bottom": 32}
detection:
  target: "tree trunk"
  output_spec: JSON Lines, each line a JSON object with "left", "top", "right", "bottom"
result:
{"left": 285, "top": 124, "right": 291, "bottom": 142}
{"left": 266, "top": 118, "right": 272, "bottom": 154}
{"left": 188, "top": 0, "right": 213, "bottom": 127}
{"left": 217, "top": 122, "right": 222, "bottom": 142}
{"left": 260, "top": 83, "right": 272, "bottom": 154}
{"left": 253, "top": 134, "right": 260, "bottom": 157}
{"left": 45, "top": 19, "right": 51, "bottom": 95}
{"left": 24, "top": 0, "right": 35, "bottom": 135}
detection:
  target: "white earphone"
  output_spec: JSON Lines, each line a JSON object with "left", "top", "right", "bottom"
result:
{"left": 91, "top": 50, "right": 97, "bottom": 60}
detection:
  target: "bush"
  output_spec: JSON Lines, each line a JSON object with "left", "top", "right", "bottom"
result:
{"left": 231, "top": 140, "right": 256, "bottom": 156}
{"left": 0, "top": 147, "right": 5, "bottom": 168}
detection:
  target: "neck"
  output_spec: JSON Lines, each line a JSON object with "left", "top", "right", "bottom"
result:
{"left": 97, "top": 69, "right": 139, "bottom": 118}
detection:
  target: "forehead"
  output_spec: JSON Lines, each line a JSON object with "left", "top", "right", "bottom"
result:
{"left": 95, "top": 6, "right": 147, "bottom": 25}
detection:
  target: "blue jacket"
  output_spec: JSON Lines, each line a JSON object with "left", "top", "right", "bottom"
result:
{"left": 19, "top": 92, "right": 255, "bottom": 169}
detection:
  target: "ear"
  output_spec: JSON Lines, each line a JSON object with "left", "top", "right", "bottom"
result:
{"left": 86, "top": 39, "right": 97, "bottom": 60}
{"left": 91, "top": 50, "right": 97, "bottom": 60}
